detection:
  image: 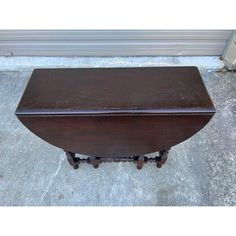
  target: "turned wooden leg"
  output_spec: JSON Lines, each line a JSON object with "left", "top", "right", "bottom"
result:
{"left": 156, "top": 150, "right": 169, "bottom": 168}
{"left": 137, "top": 156, "right": 145, "bottom": 170}
{"left": 65, "top": 151, "right": 79, "bottom": 169}
{"left": 90, "top": 157, "right": 101, "bottom": 169}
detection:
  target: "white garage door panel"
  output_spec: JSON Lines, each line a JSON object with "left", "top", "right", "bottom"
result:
{"left": 0, "top": 30, "right": 232, "bottom": 56}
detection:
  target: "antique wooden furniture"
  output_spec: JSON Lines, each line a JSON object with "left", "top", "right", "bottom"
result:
{"left": 15, "top": 67, "right": 215, "bottom": 169}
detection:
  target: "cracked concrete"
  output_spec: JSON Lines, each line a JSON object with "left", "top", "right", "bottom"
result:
{"left": 0, "top": 56, "right": 235, "bottom": 206}
{"left": 40, "top": 154, "right": 65, "bottom": 204}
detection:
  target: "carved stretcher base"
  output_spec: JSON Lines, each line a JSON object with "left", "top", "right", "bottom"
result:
{"left": 65, "top": 150, "right": 170, "bottom": 170}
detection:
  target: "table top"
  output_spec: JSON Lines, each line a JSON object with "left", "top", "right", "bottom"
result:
{"left": 16, "top": 67, "right": 215, "bottom": 115}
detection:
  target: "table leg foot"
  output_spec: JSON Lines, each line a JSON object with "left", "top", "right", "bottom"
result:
{"left": 136, "top": 156, "right": 145, "bottom": 170}
{"left": 89, "top": 157, "right": 101, "bottom": 169}
{"left": 65, "top": 151, "right": 79, "bottom": 169}
{"left": 156, "top": 149, "right": 169, "bottom": 168}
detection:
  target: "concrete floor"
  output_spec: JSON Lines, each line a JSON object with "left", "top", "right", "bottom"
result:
{"left": 0, "top": 56, "right": 235, "bottom": 206}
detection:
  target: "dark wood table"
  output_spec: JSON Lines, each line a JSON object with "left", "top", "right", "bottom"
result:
{"left": 16, "top": 67, "right": 215, "bottom": 169}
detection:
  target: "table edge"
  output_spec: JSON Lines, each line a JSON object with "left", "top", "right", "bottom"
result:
{"left": 15, "top": 107, "right": 216, "bottom": 116}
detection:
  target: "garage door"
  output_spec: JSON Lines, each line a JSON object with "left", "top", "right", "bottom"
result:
{"left": 0, "top": 30, "right": 232, "bottom": 56}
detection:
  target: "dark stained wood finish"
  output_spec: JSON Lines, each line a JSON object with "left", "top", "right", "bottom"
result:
{"left": 16, "top": 67, "right": 215, "bottom": 157}
{"left": 16, "top": 67, "right": 215, "bottom": 114}
{"left": 18, "top": 114, "right": 213, "bottom": 157}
